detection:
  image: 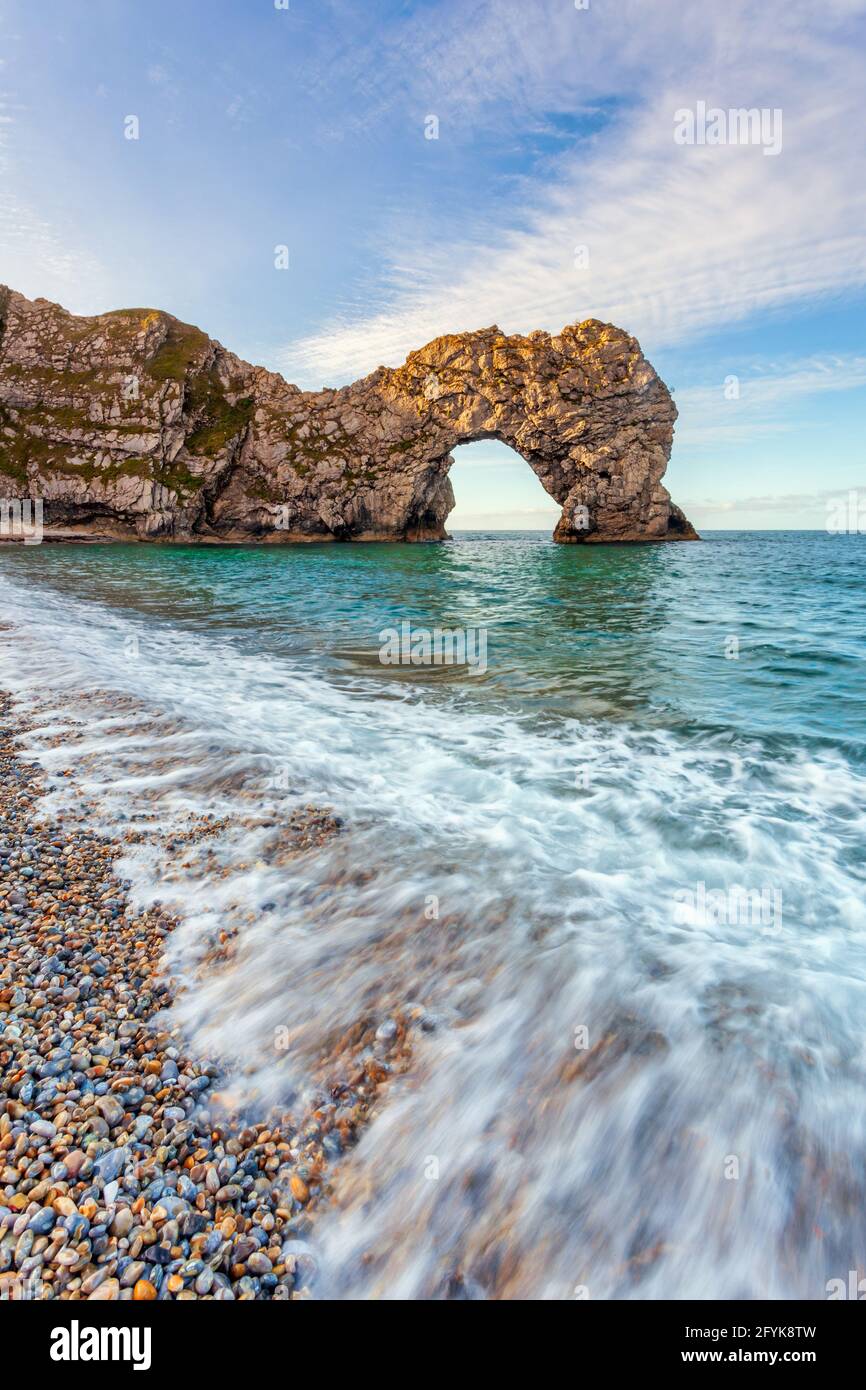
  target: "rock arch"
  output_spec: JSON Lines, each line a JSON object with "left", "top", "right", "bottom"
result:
{"left": 362, "top": 321, "right": 696, "bottom": 543}
{"left": 0, "top": 287, "right": 696, "bottom": 543}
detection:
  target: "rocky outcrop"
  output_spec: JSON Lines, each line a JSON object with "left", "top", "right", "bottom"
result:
{"left": 0, "top": 285, "right": 696, "bottom": 543}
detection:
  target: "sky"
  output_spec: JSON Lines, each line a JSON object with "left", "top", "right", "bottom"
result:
{"left": 1, "top": 0, "right": 864, "bottom": 530}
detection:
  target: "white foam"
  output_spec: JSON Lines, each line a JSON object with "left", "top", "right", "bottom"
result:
{"left": 2, "top": 566, "right": 865, "bottom": 1298}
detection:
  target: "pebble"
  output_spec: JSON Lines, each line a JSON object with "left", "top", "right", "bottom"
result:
{"left": 0, "top": 693, "right": 411, "bottom": 1300}
{"left": 290, "top": 1175, "right": 310, "bottom": 1204}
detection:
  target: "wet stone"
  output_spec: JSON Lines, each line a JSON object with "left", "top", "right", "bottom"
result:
{"left": 0, "top": 691, "right": 407, "bottom": 1301}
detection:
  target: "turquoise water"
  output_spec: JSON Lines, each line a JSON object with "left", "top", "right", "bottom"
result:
{"left": 1, "top": 531, "right": 865, "bottom": 1298}
{"left": 4, "top": 529, "right": 865, "bottom": 737}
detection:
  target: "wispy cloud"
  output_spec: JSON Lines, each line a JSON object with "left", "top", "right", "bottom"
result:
{"left": 278, "top": 0, "right": 866, "bottom": 386}
{"left": 684, "top": 485, "right": 866, "bottom": 518}
{"left": 674, "top": 354, "right": 866, "bottom": 446}
{"left": 0, "top": 5, "right": 109, "bottom": 308}
{"left": 0, "top": 94, "right": 107, "bottom": 306}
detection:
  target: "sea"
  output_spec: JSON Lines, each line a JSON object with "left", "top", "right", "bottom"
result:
{"left": 1, "top": 530, "right": 864, "bottom": 1299}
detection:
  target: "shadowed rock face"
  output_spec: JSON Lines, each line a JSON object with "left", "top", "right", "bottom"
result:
{"left": 0, "top": 286, "right": 697, "bottom": 543}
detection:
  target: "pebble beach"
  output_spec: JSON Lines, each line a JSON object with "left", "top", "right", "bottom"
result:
{"left": 0, "top": 692, "right": 411, "bottom": 1301}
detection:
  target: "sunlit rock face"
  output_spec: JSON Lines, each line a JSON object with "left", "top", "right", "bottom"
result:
{"left": 0, "top": 285, "right": 697, "bottom": 543}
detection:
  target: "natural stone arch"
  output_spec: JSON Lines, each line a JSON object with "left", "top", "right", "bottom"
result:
{"left": 365, "top": 321, "right": 696, "bottom": 543}
{"left": 0, "top": 287, "right": 696, "bottom": 544}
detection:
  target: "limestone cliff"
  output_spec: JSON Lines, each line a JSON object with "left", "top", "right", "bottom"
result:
{"left": 0, "top": 285, "right": 696, "bottom": 543}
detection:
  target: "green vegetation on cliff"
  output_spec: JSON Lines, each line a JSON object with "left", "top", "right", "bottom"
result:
{"left": 147, "top": 322, "right": 210, "bottom": 383}
{"left": 186, "top": 371, "right": 254, "bottom": 456}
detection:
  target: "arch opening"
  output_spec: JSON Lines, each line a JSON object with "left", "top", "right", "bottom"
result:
{"left": 445, "top": 439, "right": 561, "bottom": 535}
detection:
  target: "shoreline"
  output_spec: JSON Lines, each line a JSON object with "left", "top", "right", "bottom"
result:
{"left": 0, "top": 691, "right": 409, "bottom": 1301}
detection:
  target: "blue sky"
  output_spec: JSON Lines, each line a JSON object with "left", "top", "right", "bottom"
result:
{"left": 1, "top": 0, "right": 864, "bottom": 529}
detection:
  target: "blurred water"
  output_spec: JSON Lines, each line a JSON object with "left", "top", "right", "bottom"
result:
{"left": 1, "top": 531, "right": 865, "bottom": 1299}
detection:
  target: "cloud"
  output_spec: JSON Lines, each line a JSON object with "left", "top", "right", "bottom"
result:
{"left": 277, "top": 0, "right": 866, "bottom": 386}
{"left": 687, "top": 488, "right": 843, "bottom": 514}
{"left": 0, "top": 94, "right": 108, "bottom": 307}
{"left": 673, "top": 354, "right": 866, "bottom": 446}
{"left": 682, "top": 485, "right": 866, "bottom": 529}
{"left": 0, "top": 4, "right": 110, "bottom": 309}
